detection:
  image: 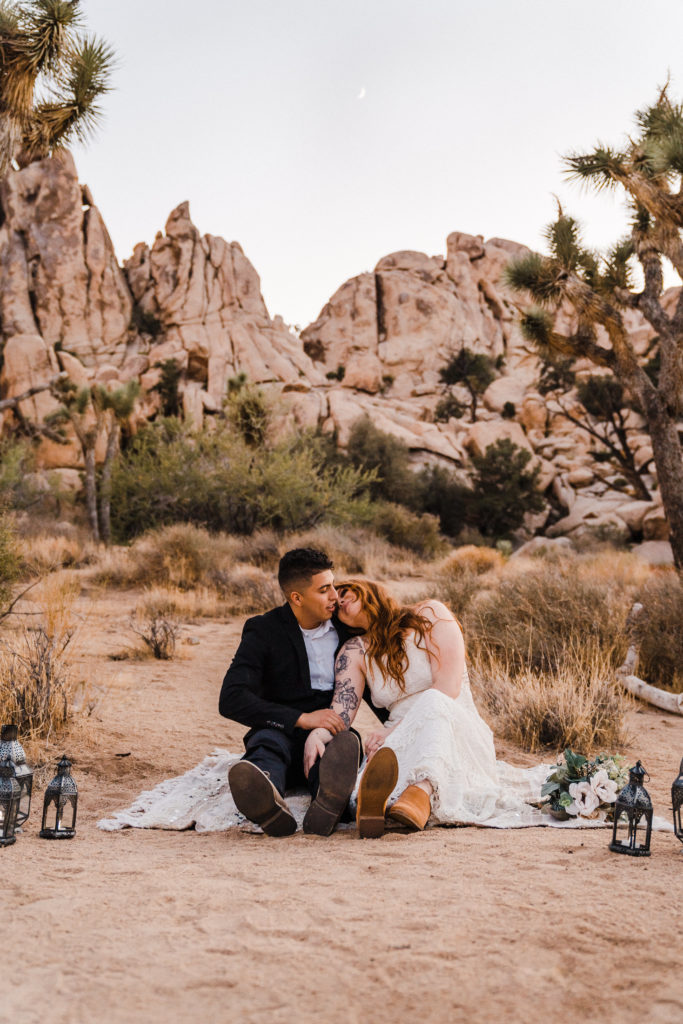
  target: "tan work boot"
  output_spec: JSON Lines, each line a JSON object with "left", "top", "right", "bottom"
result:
{"left": 387, "top": 784, "right": 431, "bottom": 830}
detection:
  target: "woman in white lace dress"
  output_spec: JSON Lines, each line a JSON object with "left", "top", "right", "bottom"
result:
{"left": 304, "top": 579, "right": 551, "bottom": 838}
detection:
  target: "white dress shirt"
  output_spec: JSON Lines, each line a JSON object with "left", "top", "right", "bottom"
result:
{"left": 299, "top": 618, "right": 339, "bottom": 691}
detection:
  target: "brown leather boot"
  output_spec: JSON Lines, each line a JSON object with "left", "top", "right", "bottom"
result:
{"left": 387, "top": 784, "right": 431, "bottom": 830}
{"left": 356, "top": 747, "right": 399, "bottom": 838}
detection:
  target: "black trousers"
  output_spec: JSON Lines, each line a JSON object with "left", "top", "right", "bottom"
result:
{"left": 242, "top": 726, "right": 362, "bottom": 801}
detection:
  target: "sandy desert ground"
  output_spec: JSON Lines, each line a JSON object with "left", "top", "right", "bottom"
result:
{"left": 4, "top": 585, "right": 683, "bottom": 1024}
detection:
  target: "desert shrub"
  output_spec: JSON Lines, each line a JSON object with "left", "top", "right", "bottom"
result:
{"left": 130, "top": 613, "right": 180, "bottom": 659}
{"left": 151, "top": 358, "right": 182, "bottom": 417}
{"left": 111, "top": 420, "right": 374, "bottom": 539}
{"left": 364, "top": 503, "right": 446, "bottom": 558}
{"left": 0, "top": 438, "right": 39, "bottom": 509}
{"left": 418, "top": 465, "right": 469, "bottom": 537}
{"left": 0, "top": 627, "right": 78, "bottom": 740}
{"left": 208, "top": 565, "right": 282, "bottom": 615}
{"left": 344, "top": 416, "right": 422, "bottom": 507}
{"left": 435, "top": 545, "right": 504, "bottom": 619}
{"left": 0, "top": 511, "right": 20, "bottom": 612}
{"left": 0, "top": 574, "right": 80, "bottom": 740}
{"left": 434, "top": 394, "right": 466, "bottom": 422}
{"left": 225, "top": 374, "right": 270, "bottom": 447}
{"left": 463, "top": 556, "right": 634, "bottom": 675}
{"left": 467, "top": 439, "right": 546, "bottom": 537}
{"left": 469, "top": 649, "right": 629, "bottom": 752}
{"left": 132, "top": 524, "right": 234, "bottom": 589}
{"left": 231, "top": 530, "right": 282, "bottom": 569}
{"left": 633, "top": 572, "right": 683, "bottom": 692}
{"left": 441, "top": 545, "right": 506, "bottom": 577}
{"left": 18, "top": 533, "right": 86, "bottom": 576}
{"left": 287, "top": 524, "right": 425, "bottom": 578}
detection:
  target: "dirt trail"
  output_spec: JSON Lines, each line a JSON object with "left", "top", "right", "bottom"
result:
{"left": 5, "top": 590, "right": 682, "bottom": 1024}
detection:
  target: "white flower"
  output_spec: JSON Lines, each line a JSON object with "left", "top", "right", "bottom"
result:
{"left": 590, "top": 768, "right": 619, "bottom": 804}
{"left": 567, "top": 780, "right": 601, "bottom": 817}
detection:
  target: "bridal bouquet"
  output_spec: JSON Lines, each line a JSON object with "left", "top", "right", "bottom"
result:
{"left": 540, "top": 749, "right": 631, "bottom": 821}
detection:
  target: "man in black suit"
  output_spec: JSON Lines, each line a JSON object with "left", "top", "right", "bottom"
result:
{"left": 220, "top": 547, "right": 376, "bottom": 837}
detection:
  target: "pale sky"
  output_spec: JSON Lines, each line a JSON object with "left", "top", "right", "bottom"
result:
{"left": 74, "top": 0, "right": 683, "bottom": 328}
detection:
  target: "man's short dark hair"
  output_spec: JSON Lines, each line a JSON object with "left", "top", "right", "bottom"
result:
{"left": 278, "top": 547, "right": 333, "bottom": 595}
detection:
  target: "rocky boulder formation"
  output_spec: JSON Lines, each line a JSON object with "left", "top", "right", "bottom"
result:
{"left": 0, "top": 153, "right": 675, "bottom": 553}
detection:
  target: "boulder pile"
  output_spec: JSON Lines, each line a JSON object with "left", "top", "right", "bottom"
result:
{"left": 0, "top": 153, "right": 673, "bottom": 553}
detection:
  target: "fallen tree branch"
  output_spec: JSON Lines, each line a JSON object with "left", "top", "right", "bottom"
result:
{"left": 615, "top": 602, "right": 683, "bottom": 716}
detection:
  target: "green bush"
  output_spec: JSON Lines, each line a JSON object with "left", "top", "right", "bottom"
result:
{"left": 418, "top": 465, "right": 469, "bottom": 537}
{"left": 364, "top": 502, "right": 445, "bottom": 558}
{"left": 467, "top": 439, "right": 545, "bottom": 537}
{"left": 111, "top": 420, "right": 375, "bottom": 540}
{"left": 345, "top": 416, "right": 422, "bottom": 507}
{"left": 225, "top": 374, "right": 270, "bottom": 447}
{"left": 0, "top": 438, "right": 40, "bottom": 509}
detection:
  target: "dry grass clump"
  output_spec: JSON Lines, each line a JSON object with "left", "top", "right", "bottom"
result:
{"left": 0, "top": 571, "right": 83, "bottom": 742}
{"left": 633, "top": 571, "right": 683, "bottom": 693}
{"left": 136, "top": 587, "right": 225, "bottom": 622}
{"left": 131, "top": 524, "right": 237, "bottom": 589}
{"left": 209, "top": 566, "right": 282, "bottom": 615}
{"left": 288, "top": 524, "right": 425, "bottom": 578}
{"left": 469, "top": 648, "right": 629, "bottom": 753}
{"left": 436, "top": 545, "right": 505, "bottom": 619}
{"left": 231, "top": 530, "right": 282, "bottom": 569}
{"left": 440, "top": 545, "right": 505, "bottom": 578}
{"left": 90, "top": 524, "right": 239, "bottom": 589}
{"left": 462, "top": 555, "right": 638, "bottom": 675}
{"left": 18, "top": 533, "right": 87, "bottom": 576}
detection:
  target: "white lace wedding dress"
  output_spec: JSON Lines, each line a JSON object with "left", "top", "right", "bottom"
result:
{"left": 356, "top": 636, "right": 578, "bottom": 829}
{"left": 99, "top": 635, "right": 672, "bottom": 834}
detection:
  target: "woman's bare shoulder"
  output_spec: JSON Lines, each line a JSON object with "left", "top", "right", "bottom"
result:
{"left": 415, "top": 598, "right": 455, "bottom": 622}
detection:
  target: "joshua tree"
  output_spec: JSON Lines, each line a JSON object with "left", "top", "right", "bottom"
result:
{"left": 0, "top": 0, "right": 115, "bottom": 177}
{"left": 438, "top": 348, "right": 496, "bottom": 423}
{"left": 48, "top": 377, "right": 139, "bottom": 543}
{"left": 537, "top": 361, "right": 653, "bottom": 500}
{"left": 505, "top": 85, "right": 683, "bottom": 570}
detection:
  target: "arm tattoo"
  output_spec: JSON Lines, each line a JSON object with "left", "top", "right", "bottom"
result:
{"left": 333, "top": 676, "right": 360, "bottom": 728}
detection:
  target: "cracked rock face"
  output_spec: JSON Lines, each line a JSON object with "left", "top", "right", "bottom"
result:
{"left": 0, "top": 156, "right": 673, "bottom": 553}
{"left": 0, "top": 151, "right": 132, "bottom": 366}
{"left": 124, "top": 200, "right": 324, "bottom": 409}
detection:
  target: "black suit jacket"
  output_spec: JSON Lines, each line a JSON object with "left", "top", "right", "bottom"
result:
{"left": 219, "top": 604, "right": 388, "bottom": 736}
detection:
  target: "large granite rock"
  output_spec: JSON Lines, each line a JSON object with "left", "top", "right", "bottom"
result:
{"left": 0, "top": 152, "right": 132, "bottom": 365}
{"left": 0, "top": 153, "right": 674, "bottom": 545}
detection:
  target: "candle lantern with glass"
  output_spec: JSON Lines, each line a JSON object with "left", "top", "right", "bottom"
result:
{"left": 609, "top": 760, "right": 653, "bottom": 857}
{"left": 672, "top": 757, "right": 683, "bottom": 847}
{"left": 39, "top": 756, "right": 78, "bottom": 840}
{"left": 0, "top": 724, "right": 33, "bottom": 826}
{"left": 0, "top": 756, "right": 21, "bottom": 847}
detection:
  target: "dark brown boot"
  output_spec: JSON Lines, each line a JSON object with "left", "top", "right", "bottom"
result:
{"left": 303, "top": 731, "right": 361, "bottom": 836}
{"left": 228, "top": 761, "right": 297, "bottom": 837}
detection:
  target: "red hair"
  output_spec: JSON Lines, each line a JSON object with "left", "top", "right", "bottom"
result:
{"left": 338, "top": 579, "right": 434, "bottom": 693}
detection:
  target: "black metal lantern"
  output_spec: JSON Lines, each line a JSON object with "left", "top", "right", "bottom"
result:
{"left": 0, "top": 724, "right": 33, "bottom": 826}
{"left": 39, "top": 756, "right": 77, "bottom": 840}
{"left": 0, "top": 756, "right": 21, "bottom": 847}
{"left": 609, "top": 760, "right": 653, "bottom": 857}
{"left": 672, "top": 757, "right": 683, "bottom": 847}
